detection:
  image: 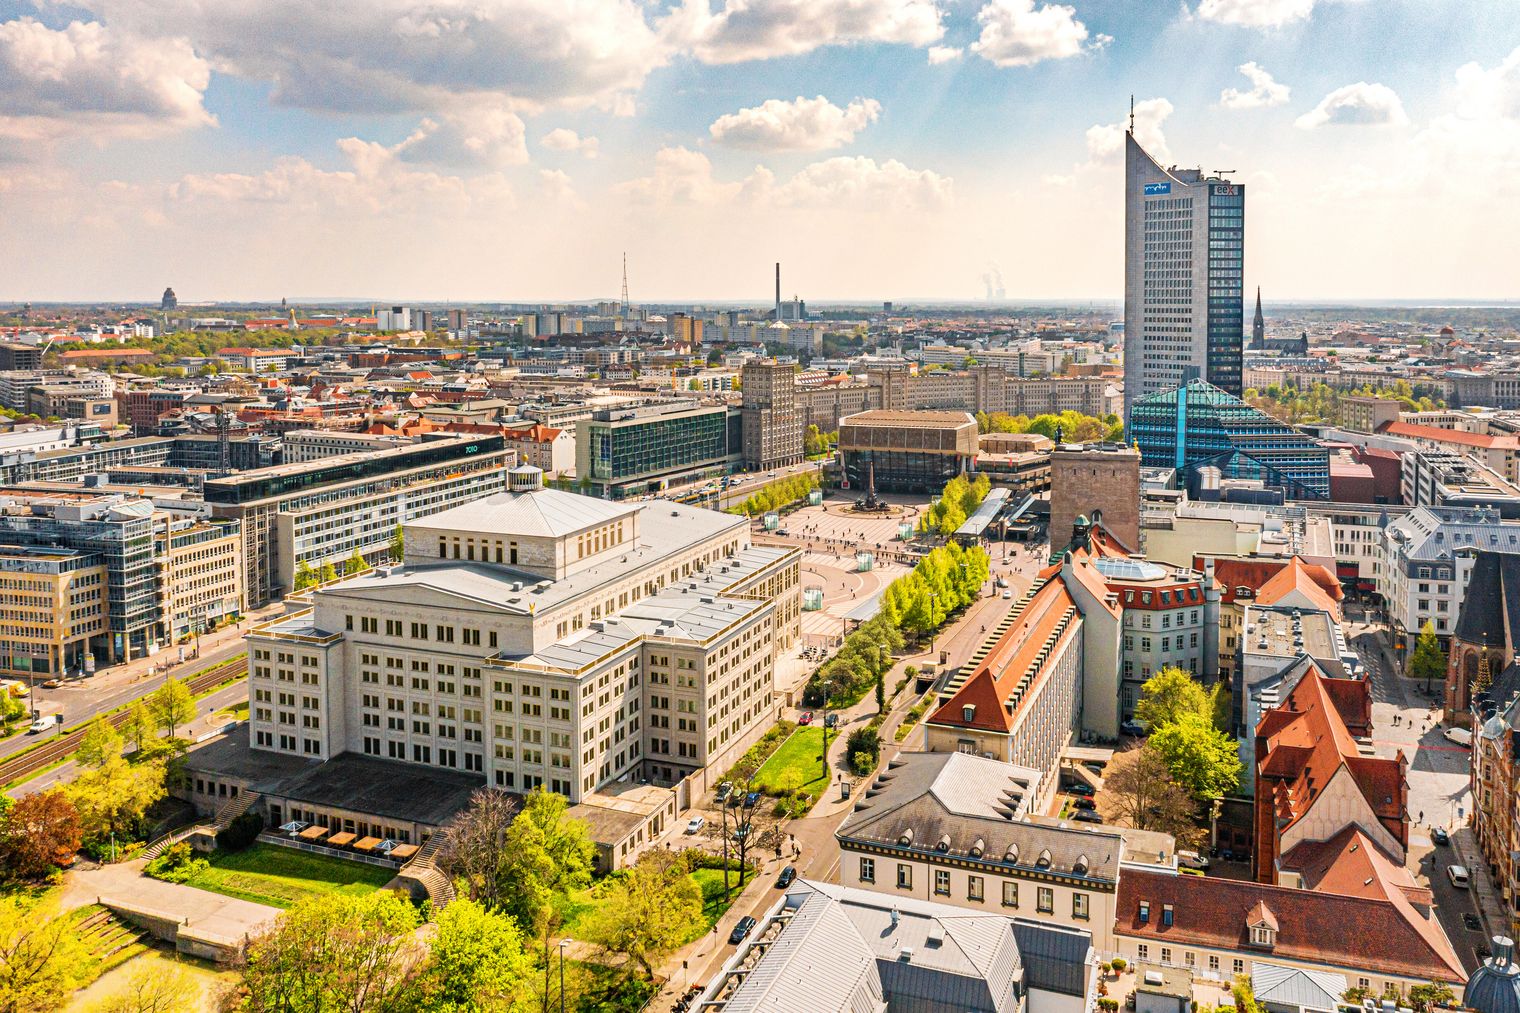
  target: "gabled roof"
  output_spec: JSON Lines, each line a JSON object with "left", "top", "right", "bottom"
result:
{"left": 415, "top": 487, "right": 639, "bottom": 539}
{"left": 1279, "top": 825, "right": 1429, "bottom": 906}
{"left": 1256, "top": 556, "right": 1344, "bottom": 615}
{"left": 1116, "top": 869, "right": 1466, "bottom": 983}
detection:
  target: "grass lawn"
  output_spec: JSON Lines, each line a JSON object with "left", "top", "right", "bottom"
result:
{"left": 752, "top": 726, "right": 831, "bottom": 799}
{"left": 690, "top": 865, "right": 757, "bottom": 938}
{"left": 182, "top": 843, "right": 395, "bottom": 909}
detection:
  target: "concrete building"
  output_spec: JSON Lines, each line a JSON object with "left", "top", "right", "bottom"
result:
{"left": 739, "top": 360, "right": 804, "bottom": 471}
{"left": 281, "top": 430, "right": 414, "bottom": 463}
{"left": 1401, "top": 449, "right": 1520, "bottom": 517}
{"left": 695, "top": 880, "right": 1097, "bottom": 1013}
{"left": 872, "top": 366, "right": 1118, "bottom": 420}
{"left": 245, "top": 467, "right": 800, "bottom": 814}
{"left": 202, "top": 434, "right": 514, "bottom": 604}
{"left": 835, "top": 750, "right": 1174, "bottom": 953}
{"left": 1380, "top": 505, "right": 1520, "bottom": 655}
{"left": 0, "top": 544, "right": 107, "bottom": 678}
{"left": 1342, "top": 396, "right": 1402, "bottom": 434}
{"left": 1050, "top": 444, "right": 1141, "bottom": 552}
{"left": 795, "top": 378, "right": 877, "bottom": 433}
{"left": 576, "top": 401, "right": 738, "bottom": 499}
{"left": 0, "top": 343, "right": 42, "bottom": 371}
{"left": 837, "top": 410, "right": 978, "bottom": 493}
{"left": 1123, "top": 131, "right": 1245, "bottom": 422}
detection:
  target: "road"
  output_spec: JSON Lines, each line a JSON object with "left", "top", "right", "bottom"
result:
{"left": 9, "top": 679, "right": 249, "bottom": 797}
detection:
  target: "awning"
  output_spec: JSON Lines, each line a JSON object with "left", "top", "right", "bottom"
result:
{"left": 298, "top": 825, "right": 329, "bottom": 841}
{"left": 389, "top": 844, "right": 419, "bottom": 861}
{"left": 353, "top": 836, "right": 382, "bottom": 852}
{"left": 328, "top": 832, "right": 357, "bottom": 847}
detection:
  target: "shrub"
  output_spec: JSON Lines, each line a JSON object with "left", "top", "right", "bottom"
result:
{"left": 145, "top": 842, "right": 207, "bottom": 884}
{"left": 216, "top": 809, "right": 264, "bottom": 851}
{"left": 1110, "top": 958, "right": 1127, "bottom": 973}
{"left": 849, "top": 751, "right": 875, "bottom": 776}
{"left": 1098, "top": 1000, "right": 1119, "bottom": 1012}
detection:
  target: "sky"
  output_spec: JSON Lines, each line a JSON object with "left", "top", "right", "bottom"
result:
{"left": 1, "top": 0, "right": 1518, "bottom": 305}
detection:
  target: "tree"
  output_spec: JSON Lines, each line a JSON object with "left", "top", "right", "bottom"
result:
{"left": 1149, "top": 712, "right": 1242, "bottom": 800}
{"left": 293, "top": 559, "right": 316, "bottom": 591}
{"left": 497, "top": 788, "right": 595, "bottom": 935}
{"left": 77, "top": 716, "right": 123, "bottom": 769}
{"left": 317, "top": 561, "right": 340, "bottom": 585}
{"left": 344, "top": 548, "right": 370, "bottom": 576}
{"left": 222, "top": 892, "right": 422, "bottom": 1013}
{"left": 0, "top": 897, "right": 88, "bottom": 1012}
{"left": 93, "top": 960, "right": 200, "bottom": 1013}
{"left": 1408, "top": 620, "right": 1446, "bottom": 692}
{"left": 122, "top": 701, "right": 155, "bottom": 753}
{"left": 583, "top": 850, "right": 703, "bottom": 979}
{"left": 1407, "top": 981, "right": 1456, "bottom": 1013}
{"left": 1134, "top": 667, "right": 1212, "bottom": 729}
{"left": 389, "top": 525, "right": 405, "bottom": 561}
{"left": 66, "top": 755, "right": 167, "bottom": 844}
{"left": 0, "top": 791, "right": 81, "bottom": 880}
{"left": 1101, "top": 747, "right": 1202, "bottom": 845}
{"left": 405, "top": 898, "right": 536, "bottom": 1012}
{"left": 438, "top": 789, "right": 521, "bottom": 910}
{"left": 151, "top": 678, "right": 195, "bottom": 738}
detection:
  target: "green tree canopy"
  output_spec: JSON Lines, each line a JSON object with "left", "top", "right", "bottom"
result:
{"left": 1135, "top": 667, "right": 1223, "bottom": 730}
{"left": 1407, "top": 620, "right": 1446, "bottom": 688}
{"left": 498, "top": 788, "right": 595, "bottom": 934}
{"left": 1149, "top": 713, "right": 1241, "bottom": 800}
{"left": 406, "top": 897, "right": 537, "bottom": 1012}
{"left": 151, "top": 678, "right": 195, "bottom": 738}
{"left": 76, "top": 715, "right": 124, "bottom": 769}
{"left": 582, "top": 850, "right": 703, "bottom": 979}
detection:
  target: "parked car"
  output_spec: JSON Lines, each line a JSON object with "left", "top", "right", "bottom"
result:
{"left": 685, "top": 816, "right": 705, "bottom": 834}
{"left": 41, "top": 679, "right": 61, "bottom": 689}
{"left": 729, "top": 916, "right": 757, "bottom": 945}
{"left": 744, "top": 792, "right": 762, "bottom": 808}
{"left": 824, "top": 713, "right": 838, "bottom": 730}
{"left": 1063, "top": 782, "right": 1095, "bottom": 797}
{"left": 1444, "top": 727, "right": 1473, "bottom": 748}
{"left": 1120, "top": 719, "right": 1151, "bottom": 738}
{"left": 1072, "top": 810, "right": 1104, "bottom": 825}
{"left": 1081, "top": 760, "right": 1106, "bottom": 774}
{"left": 1177, "top": 850, "right": 1210, "bottom": 871}
{"left": 1071, "top": 798, "right": 1096, "bottom": 811}
{"left": 798, "top": 711, "right": 814, "bottom": 726}
{"left": 776, "top": 865, "right": 796, "bottom": 888}
{"left": 715, "top": 781, "right": 733, "bottom": 805}
{"left": 1431, "top": 826, "right": 1450, "bottom": 846}
{"left": 1448, "top": 864, "right": 1471, "bottom": 889}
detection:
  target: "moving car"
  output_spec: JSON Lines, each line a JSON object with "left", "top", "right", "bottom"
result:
{"left": 1448, "top": 864, "right": 1471, "bottom": 889}
{"left": 776, "top": 865, "right": 796, "bottom": 888}
{"left": 1072, "top": 810, "right": 1104, "bottom": 824}
{"left": 28, "top": 714, "right": 54, "bottom": 735}
{"left": 1001, "top": 590, "right": 1013, "bottom": 600}
{"left": 729, "top": 916, "right": 757, "bottom": 944}
{"left": 685, "top": 815, "right": 705, "bottom": 834}
{"left": 1431, "top": 826, "right": 1450, "bottom": 846}
{"left": 824, "top": 713, "right": 838, "bottom": 730}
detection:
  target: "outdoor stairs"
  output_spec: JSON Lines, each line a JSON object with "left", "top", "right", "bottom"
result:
{"left": 211, "top": 790, "right": 260, "bottom": 831}
{"left": 76, "top": 906, "right": 149, "bottom": 961}
{"left": 397, "top": 832, "right": 455, "bottom": 908}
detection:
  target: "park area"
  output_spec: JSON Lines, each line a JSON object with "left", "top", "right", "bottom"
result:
{"left": 560, "top": 858, "right": 756, "bottom": 941}
{"left": 752, "top": 725, "right": 831, "bottom": 804}
{"left": 178, "top": 842, "right": 394, "bottom": 909}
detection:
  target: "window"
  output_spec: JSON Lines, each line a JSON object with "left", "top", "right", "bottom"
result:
{"left": 1002, "top": 881, "right": 1018, "bottom": 908}
{"left": 1073, "top": 893, "right": 1089, "bottom": 920}
{"left": 1160, "top": 947, "right": 1171, "bottom": 963}
{"left": 1138, "top": 901, "right": 1150, "bottom": 924}
{"left": 1232, "top": 959, "right": 1244, "bottom": 974}
{"left": 1036, "top": 887, "right": 1053, "bottom": 914}
{"left": 1357, "top": 978, "right": 1370, "bottom": 991}
{"left": 967, "top": 875, "right": 983, "bottom": 902}
{"left": 1209, "top": 955, "right": 1220, "bottom": 972}
{"left": 859, "top": 857, "right": 875, "bottom": 883}
{"left": 1162, "top": 904, "right": 1173, "bottom": 927}
{"left": 1138, "top": 945, "right": 1149, "bottom": 961}
{"left": 896, "top": 865, "right": 912, "bottom": 890}
{"left": 934, "top": 870, "right": 950, "bottom": 896}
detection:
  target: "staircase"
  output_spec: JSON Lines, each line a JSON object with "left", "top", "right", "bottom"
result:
{"left": 140, "top": 827, "right": 194, "bottom": 862}
{"left": 141, "top": 792, "right": 260, "bottom": 861}
{"left": 396, "top": 832, "right": 455, "bottom": 907}
{"left": 76, "top": 906, "right": 149, "bottom": 962}
{"left": 210, "top": 790, "right": 260, "bottom": 831}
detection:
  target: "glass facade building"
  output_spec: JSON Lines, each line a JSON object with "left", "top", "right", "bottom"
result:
{"left": 1129, "top": 379, "right": 1330, "bottom": 499}
{"left": 577, "top": 403, "right": 739, "bottom": 498}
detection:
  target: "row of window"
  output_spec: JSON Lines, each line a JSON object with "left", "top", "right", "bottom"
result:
{"left": 857, "top": 858, "right": 1089, "bottom": 919}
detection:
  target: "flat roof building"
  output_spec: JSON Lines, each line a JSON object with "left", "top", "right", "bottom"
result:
{"left": 575, "top": 401, "right": 739, "bottom": 499}
{"left": 838, "top": 410, "right": 979, "bottom": 493}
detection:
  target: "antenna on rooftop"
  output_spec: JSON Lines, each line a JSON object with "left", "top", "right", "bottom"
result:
{"left": 620, "top": 253, "right": 630, "bottom": 319}
{"left": 1128, "top": 95, "right": 1134, "bottom": 133}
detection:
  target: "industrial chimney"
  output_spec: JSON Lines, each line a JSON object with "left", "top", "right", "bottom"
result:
{"left": 775, "top": 262, "right": 781, "bottom": 318}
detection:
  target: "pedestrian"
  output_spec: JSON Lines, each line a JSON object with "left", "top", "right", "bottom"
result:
{"left": 1419, "top": 810, "right": 1424, "bottom": 823}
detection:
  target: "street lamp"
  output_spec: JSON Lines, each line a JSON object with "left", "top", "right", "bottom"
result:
{"left": 928, "top": 593, "right": 940, "bottom": 653}
{"left": 558, "top": 937, "right": 571, "bottom": 1013}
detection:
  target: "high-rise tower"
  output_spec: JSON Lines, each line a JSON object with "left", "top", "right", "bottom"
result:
{"left": 1251, "top": 286, "right": 1265, "bottom": 348}
{"left": 1123, "top": 131, "right": 1245, "bottom": 425}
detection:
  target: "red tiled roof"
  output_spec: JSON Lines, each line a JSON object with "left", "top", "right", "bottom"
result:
{"left": 1380, "top": 420, "right": 1520, "bottom": 450}
{"left": 1116, "top": 869, "right": 1465, "bottom": 982}
{"left": 1256, "top": 556, "right": 1343, "bottom": 615}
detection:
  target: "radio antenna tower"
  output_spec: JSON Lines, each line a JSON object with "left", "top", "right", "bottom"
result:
{"left": 620, "top": 252, "right": 630, "bottom": 318}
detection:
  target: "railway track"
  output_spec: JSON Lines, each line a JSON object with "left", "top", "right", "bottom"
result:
{"left": 0, "top": 657, "right": 249, "bottom": 788}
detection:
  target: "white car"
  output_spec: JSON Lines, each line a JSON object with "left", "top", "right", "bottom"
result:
{"left": 27, "top": 715, "right": 54, "bottom": 735}
{"left": 685, "top": 815, "right": 706, "bottom": 834}
{"left": 1444, "top": 727, "right": 1473, "bottom": 748}
{"left": 1448, "top": 864, "right": 1470, "bottom": 889}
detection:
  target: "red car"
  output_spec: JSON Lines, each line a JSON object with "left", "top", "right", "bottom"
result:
{"left": 798, "top": 711, "right": 814, "bottom": 725}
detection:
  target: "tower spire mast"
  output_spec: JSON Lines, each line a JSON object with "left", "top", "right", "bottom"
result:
{"left": 620, "top": 252, "right": 630, "bottom": 318}
{"left": 1128, "top": 95, "right": 1135, "bottom": 133}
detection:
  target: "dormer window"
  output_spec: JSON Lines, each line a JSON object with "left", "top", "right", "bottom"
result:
{"left": 1138, "top": 901, "right": 1150, "bottom": 924}
{"left": 1162, "top": 904, "right": 1174, "bottom": 927}
{"left": 1250, "top": 924, "right": 1275, "bottom": 947}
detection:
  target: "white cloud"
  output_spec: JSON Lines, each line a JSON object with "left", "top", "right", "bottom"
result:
{"left": 1295, "top": 82, "right": 1406, "bottom": 128}
{"left": 709, "top": 96, "right": 880, "bottom": 152}
{"left": 1194, "top": 0, "right": 1315, "bottom": 27}
{"left": 1451, "top": 45, "right": 1520, "bottom": 121}
{"left": 1219, "top": 61, "right": 1289, "bottom": 108}
{"left": 391, "top": 99, "right": 527, "bottom": 168}
{"left": 927, "top": 45, "right": 963, "bottom": 64}
{"left": 541, "top": 128, "right": 600, "bottom": 158}
{"left": 72, "top": 0, "right": 667, "bottom": 115}
{"left": 617, "top": 147, "right": 951, "bottom": 211}
{"left": 0, "top": 17, "right": 213, "bottom": 142}
{"left": 665, "top": 0, "right": 944, "bottom": 65}
{"left": 1083, "top": 97, "right": 1174, "bottom": 167}
{"left": 970, "top": 0, "right": 1106, "bottom": 69}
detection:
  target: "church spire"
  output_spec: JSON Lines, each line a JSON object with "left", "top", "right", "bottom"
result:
{"left": 1251, "top": 286, "right": 1265, "bottom": 347}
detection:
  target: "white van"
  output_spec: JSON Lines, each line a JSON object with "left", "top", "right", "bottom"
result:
{"left": 1444, "top": 727, "right": 1473, "bottom": 748}
{"left": 1448, "top": 865, "right": 1470, "bottom": 889}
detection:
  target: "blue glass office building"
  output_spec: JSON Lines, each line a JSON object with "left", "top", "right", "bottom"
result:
{"left": 1129, "top": 379, "right": 1330, "bottom": 499}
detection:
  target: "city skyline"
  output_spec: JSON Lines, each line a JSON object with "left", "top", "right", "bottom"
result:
{"left": 1, "top": 1, "right": 1517, "bottom": 302}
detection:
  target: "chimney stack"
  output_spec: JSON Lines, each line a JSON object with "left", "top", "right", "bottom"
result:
{"left": 775, "top": 262, "right": 781, "bottom": 317}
